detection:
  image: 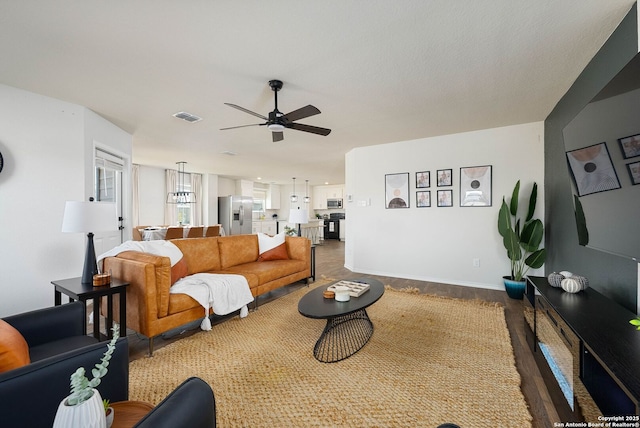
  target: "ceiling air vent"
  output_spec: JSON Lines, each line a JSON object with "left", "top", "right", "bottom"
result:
{"left": 172, "top": 111, "right": 202, "bottom": 123}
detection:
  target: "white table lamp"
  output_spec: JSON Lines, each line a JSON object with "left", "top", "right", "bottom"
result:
{"left": 289, "top": 208, "right": 309, "bottom": 237}
{"left": 62, "top": 199, "right": 118, "bottom": 284}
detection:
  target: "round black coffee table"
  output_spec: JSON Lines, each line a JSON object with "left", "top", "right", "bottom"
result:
{"left": 298, "top": 278, "right": 384, "bottom": 363}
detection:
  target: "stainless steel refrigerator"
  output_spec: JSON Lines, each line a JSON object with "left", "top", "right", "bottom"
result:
{"left": 218, "top": 196, "right": 253, "bottom": 235}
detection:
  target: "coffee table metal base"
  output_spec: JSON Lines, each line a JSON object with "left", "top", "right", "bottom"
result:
{"left": 313, "top": 308, "right": 373, "bottom": 363}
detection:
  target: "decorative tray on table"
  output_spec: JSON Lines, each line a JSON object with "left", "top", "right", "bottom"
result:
{"left": 327, "top": 280, "right": 370, "bottom": 297}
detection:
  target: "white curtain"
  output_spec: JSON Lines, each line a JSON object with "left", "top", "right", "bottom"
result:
{"left": 191, "top": 173, "right": 203, "bottom": 226}
{"left": 164, "top": 168, "right": 177, "bottom": 226}
{"left": 131, "top": 164, "right": 140, "bottom": 227}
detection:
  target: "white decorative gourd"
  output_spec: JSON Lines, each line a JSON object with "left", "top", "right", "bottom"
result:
{"left": 561, "top": 277, "right": 583, "bottom": 293}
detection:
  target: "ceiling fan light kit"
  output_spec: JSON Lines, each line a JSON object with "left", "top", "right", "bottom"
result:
{"left": 221, "top": 79, "right": 331, "bottom": 142}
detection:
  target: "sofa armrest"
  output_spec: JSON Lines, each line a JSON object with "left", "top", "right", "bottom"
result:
{"left": 0, "top": 337, "right": 129, "bottom": 428}
{"left": 134, "top": 377, "right": 216, "bottom": 428}
{"left": 103, "top": 252, "right": 172, "bottom": 334}
{"left": 4, "top": 301, "right": 86, "bottom": 348}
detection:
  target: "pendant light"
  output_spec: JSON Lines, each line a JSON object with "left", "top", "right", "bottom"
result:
{"left": 304, "top": 180, "right": 310, "bottom": 204}
{"left": 290, "top": 177, "right": 298, "bottom": 203}
{"left": 166, "top": 161, "right": 197, "bottom": 204}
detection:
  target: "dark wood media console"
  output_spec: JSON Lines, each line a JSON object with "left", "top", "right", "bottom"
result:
{"left": 526, "top": 276, "right": 640, "bottom": 422}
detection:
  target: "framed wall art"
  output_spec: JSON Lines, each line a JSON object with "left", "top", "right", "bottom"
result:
{"left": 618, "top": 134, "right": 640, "bottom": 159}
{"left": 416, "top": 191, "right": 431, "bottom": 207}
{"left": 436, "top": 190, "right": 453, "bottom": 207}
{"left": 436, "top": 169, "right": 452, "bottom": 187}
{"left": 566, "top": 142, "right": 621, "bottom": 196}
{"left": 416, "top": 171, "right": 430, "bottom": 188}
{"left": 385, "top": 173, "right": 410, "bottom": 208}
{"left": 627, "top": 161, "right": 640, "bottom": 185}
{"left": 460, "top": 165, "right": 492, "bottom": 207}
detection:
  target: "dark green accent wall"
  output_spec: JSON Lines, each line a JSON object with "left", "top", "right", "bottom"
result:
{"left": 544, "top": 4, "right": 638, "bottom": 312}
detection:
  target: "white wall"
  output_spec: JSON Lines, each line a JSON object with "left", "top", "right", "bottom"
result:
{"left": 0, "top": 84, "right": 131, "bottom": 316}
{"left": 137, "top": 165, "right": 167, "bottom": 226}
{"left": 345, "top": 122, "right": 544, "bottom": 290}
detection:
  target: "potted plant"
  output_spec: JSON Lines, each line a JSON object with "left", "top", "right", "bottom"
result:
{"left": 497, "top": 180, "right": 546, "bottom": 299}
{"left": 52, "top": 325, "right": 120, "bottom": 428}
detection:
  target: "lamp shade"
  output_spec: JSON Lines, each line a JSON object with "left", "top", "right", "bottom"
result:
{"left": 62, "top": 201, "right": 118, "bottom": 233}
{"left": 289, "top": 208, "right": 309, "bottom": 225}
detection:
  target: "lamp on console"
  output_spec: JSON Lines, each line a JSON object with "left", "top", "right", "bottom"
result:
{"left": 62, "top": 198, "right": 118, "bottom": 284}
{"left": 288, "top": 207, "right": 309, "bottom": 237}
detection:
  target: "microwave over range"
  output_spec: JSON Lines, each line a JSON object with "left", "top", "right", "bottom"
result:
{"left": 327, "top": 198, "right": 343, "bottom": 209}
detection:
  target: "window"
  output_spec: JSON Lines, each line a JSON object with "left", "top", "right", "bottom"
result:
{"left": 253, "top": 189, "right": 266, "bottom": 213}
{"left": 176, "top": 173, "right": 192, "bottom": 225}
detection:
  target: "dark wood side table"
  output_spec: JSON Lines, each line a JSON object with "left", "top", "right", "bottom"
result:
{"left": 52, "top": 277, "right": 129, "bottom": 341}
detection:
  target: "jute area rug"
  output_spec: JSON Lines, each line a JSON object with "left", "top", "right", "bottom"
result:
{"left": 129, "top": 280, "right": 532, "bottom": 428}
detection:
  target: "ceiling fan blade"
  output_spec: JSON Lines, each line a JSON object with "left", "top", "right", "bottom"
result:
{"left": 272, "top": 131, "right": 284, "bottom": 142}
{"left": 224, "top": 103, "right": 268, "bottom": 120}
{"left": 287, "top": 122, "right": 332, "bottom": 136}
{"left": 220, "top": 123, "right": 264, "bottom": 131}
{"left": 281, "top": 105, "right": 321, "bottom": 122}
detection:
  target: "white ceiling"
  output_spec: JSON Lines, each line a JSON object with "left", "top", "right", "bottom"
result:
{"left": 0, "top": 1, "right": 635, "bottom": 186}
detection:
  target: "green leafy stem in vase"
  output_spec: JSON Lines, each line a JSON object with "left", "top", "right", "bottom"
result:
{"left": 66, "top": 324, "right": 120, "bottom": 406}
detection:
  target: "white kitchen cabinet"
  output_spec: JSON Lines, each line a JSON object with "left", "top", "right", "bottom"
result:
{"left": 266, "top": 184, "right": 280, "bottom": 209}
{"left": 262, "top": 220, "right": 277, "bottom": 235}
{"left": 312, "top": 184, "right": 345, "bottom": 210}
{"left": 312, "top": 186, "right": 326, "bottom": 210}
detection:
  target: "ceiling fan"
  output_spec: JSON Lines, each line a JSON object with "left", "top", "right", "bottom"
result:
{"left": 220, "top": 79, "right": 331, "bottom": 142}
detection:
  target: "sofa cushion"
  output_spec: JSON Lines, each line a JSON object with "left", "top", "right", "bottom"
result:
{"left": 0, "top": 320, "right": 30, "bottom": 373}
{"left": 217, "top": 235, "right": 259, "bottom": 269}
{"left": 173, "top": 237, "right": 222, "bottom": 273}
{"left": 221, "top": 260, "right": 307, "bottom": 285}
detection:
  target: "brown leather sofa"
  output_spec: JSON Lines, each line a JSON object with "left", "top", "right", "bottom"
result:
{"left": 102, "top": 235, "right": 311, "bottom": 355}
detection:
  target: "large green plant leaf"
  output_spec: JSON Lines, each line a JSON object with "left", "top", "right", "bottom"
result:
{"left": 525, "top": 248, "right": 547, "bottom": 269}
{"left": 520, "top": 219, "right": 543, "bottom": 252}
{"left": 509, "top": 180, "right": 520, "bottom": 216}
{"left": 503, "top": 229, "right": 522, "bottom": 261}
{"left": 526, "top": 183, "right": 537, "bottom": 222}
{"left": 497, "top": 199, "right": 512, "bottom": 238}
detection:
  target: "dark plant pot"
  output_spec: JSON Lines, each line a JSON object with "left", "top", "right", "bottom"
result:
{"left": 503, "top": 276, "right": 525, "bottom": 300}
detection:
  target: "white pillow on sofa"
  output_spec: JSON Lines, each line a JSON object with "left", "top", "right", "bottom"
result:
{"left": 257, "top": 232, "right": 285, "bottom": 254}
{"left": 257, "top": 232, "right": 289, "bottom": 261}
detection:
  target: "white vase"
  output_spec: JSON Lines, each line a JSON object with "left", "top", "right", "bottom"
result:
{"left": 52, "top": 388, "right": 107, "bottom": 428}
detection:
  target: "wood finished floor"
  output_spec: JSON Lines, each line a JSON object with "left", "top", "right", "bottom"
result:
{"left": 124, "top": 239, "right": 559, "bottom": 427}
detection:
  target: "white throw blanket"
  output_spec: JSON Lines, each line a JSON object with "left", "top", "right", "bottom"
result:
{"left": 170, "top": 273, "right": 254, "bottom": 330}
{"left": 97, "top": 240, "right": 184, "bottom": 268}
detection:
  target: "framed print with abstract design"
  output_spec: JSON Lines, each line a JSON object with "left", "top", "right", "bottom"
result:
{"left": 618, "top": 134, "right": 640, "bottom": 159}
{"left": 416, "top": 171, "right": 430, "bottom": 188}
{"left": 416, "top": 191, "right": 431, "bottom": 207}
{"left": 436, "top": 190, "right": 453, "bottom": 207}
{"left": 460, "top": 165, "right": 492, "bottom": 207}
{"left": 566, "top": 142, "right": 620, "bottom": 196}
{"left": 436, "top": 169, "right": 452, "bottom": 187}
{"left": 627, "top": 161, "right": 640, "bottom": 185}
{"left": 385, "top": 173, "right": 410, "bottom": 208}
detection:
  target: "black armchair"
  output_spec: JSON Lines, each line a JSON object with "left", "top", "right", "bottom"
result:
{"left": 0, "top": 302, "right": 129, "bottom": 428}
{"left": 134, "top": 377, "right": 216, "bottom": 428}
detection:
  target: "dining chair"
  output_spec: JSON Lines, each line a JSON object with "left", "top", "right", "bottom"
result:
{"left": 164, "top": 227, "right": 184, "bottom": 240}
{"left": 187, "top": 226, "right": 204, "bottom": 238}
{"left": 204, "top": 225, "right": 220, "bottom": 237}
{"left": 132, "top": 228, "right": 143, "bottom": 241}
